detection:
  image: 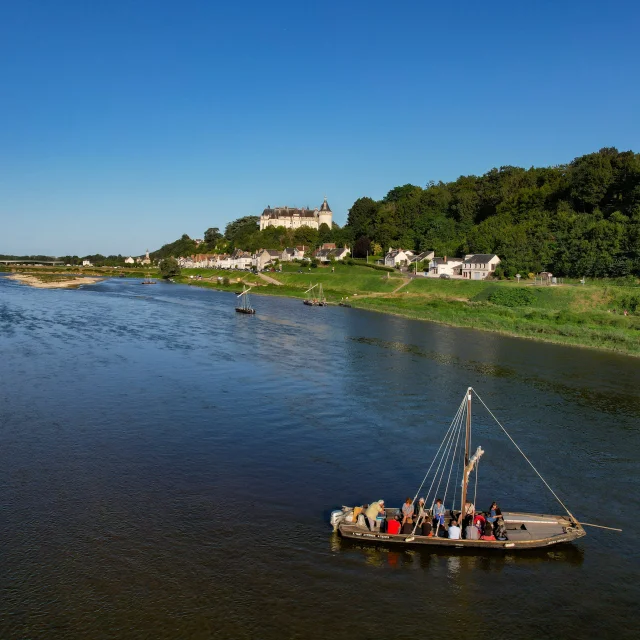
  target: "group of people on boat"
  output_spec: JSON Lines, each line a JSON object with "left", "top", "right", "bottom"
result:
{"left": 355, "top": 498, "right": 507, "bottom": 541}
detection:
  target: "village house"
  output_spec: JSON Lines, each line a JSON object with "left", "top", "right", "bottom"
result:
{"left": 136, "top": 249, "right": 151, "bottom": 265}
{"left": 124, "top": 256, "right": 135, "bottom": 264}
{"left": 461, "top": 254, "right": 501, "bottom": 280}
{"left": 409, "top": 250, "right": 435, "bottom": 265}
{"left": 428, "top": 256, "right": 464, "bottom": 277}
{"left": 282, "top": 246, "right": 307, "bottom": 261}
{"left": 229, "top": 249, "right": 253, "bottom": 270}
{"left": 384, "top": 248, "right": 414, "bottom": 268}
{"left": 255, "top": 249, "right": 283, "bottom": 271}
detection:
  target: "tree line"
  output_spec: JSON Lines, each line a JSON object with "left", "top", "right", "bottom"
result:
{"left": 346, "top": 148, "right": 640, "bottom": 278}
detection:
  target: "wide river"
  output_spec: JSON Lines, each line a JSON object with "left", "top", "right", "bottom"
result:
{"left": 1, "top": 275, "right": 638, "bottom": 639}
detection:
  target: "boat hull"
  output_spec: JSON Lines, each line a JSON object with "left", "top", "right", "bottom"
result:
{"left": 235, "top": 308, "right": 255, "bottom": 314}
{"left": 337, "top": 511, "right": 585, "bottom": 551}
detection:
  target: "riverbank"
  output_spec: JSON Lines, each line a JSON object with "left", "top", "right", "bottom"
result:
{"left": 174, "top": 265, "right": 640, "bottom": 357}
{"left": 7, "top": 273, "right": 105, "bottom": 289}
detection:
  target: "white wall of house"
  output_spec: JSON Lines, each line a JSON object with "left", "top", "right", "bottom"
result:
{"left": 462, "top": 255, "right": 501, "bottom": 280}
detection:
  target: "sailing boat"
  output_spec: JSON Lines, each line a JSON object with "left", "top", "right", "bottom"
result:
{"left": 235, "top": 286, "right": 256, "bottom": 314}
{"left": 141, "top": 273, "right": 156, "bottom": 285}
{"left": 303, "top": 283, "right": 318, "bottom": 306}
{"left": 330, "top": 387, "right": 587, "bottom": 550}
{"left": 317, "top": 283, "right": 327, "bottom": 306}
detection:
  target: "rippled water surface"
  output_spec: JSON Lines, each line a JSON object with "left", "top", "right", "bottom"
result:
{"left": 1, "top": 276, "right": 638, "bottom": 639}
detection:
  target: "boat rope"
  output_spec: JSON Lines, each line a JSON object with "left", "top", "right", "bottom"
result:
{"left": 431, "top": 403, "right": 465, "bottom": 513}
{"left": 473, "top": 458, "right": 479, "bottom": 516}
{"left": 432, "top": 405, "right": 466, "bottom": 537}
{"left": 471, "top": 388, "right": 578, "bottom": 523}
{"left": 412, "top": 394, "right": 466, "bottom": 508}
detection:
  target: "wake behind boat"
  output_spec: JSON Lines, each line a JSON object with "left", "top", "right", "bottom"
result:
{"left": 331, "top": 388, "right": 587, "bottom": 551}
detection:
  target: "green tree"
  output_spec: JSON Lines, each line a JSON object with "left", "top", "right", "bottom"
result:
{"left": 159, "top": 257, "right": 181, "bottom": 279}
{"left": 204, "top": 227, "right": 222, "bottom": 245}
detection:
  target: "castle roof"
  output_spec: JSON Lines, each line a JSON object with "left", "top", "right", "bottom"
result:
{"left": 262, "top": 206, "right": 317, "bottom": 219}
{"left": 319, "top": 198, "right": 331, "bottom": 212}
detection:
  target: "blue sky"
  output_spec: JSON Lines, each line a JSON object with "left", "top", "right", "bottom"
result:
{"left": 1, "top": 0, "right": 639, "bottom": 256}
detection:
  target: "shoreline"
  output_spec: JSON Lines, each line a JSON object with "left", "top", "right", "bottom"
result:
{"left": 6, "top": 273, "right": 105, "bottom": 289}
{"left": 180, "top": 280, "right": 640, "bottom": 358}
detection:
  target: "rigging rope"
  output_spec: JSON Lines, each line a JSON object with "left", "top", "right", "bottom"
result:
{"left": 471, "top": 388, "right": 577, "bottom": 523}
{"left": 413, "top": 395, "right": 466, "bottom": 507}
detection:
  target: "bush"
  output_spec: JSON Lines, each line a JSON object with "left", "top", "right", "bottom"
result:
{"left": 488, "top": 287, "right": 536, "bottom": 307}
{"left": 222, "top": 277, "right": 230, "bottom": 286}
{"left": 619, "top": 294, "right": 640, "bottom": 314}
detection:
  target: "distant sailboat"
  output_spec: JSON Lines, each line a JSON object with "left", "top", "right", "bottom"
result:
{"left": 304, "top": 283, "right": 326, "bottom": 306}
{"left": 141, "top": 273, "right": 156, "bottom": 285}
{"left": 235, "top": 286, "right": 256, "bottom": 314}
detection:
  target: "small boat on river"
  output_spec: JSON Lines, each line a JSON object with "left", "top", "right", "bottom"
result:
{"left": 235, "top": 286, "right": 256, "bottom": 314}
{"left": 331, "top": 387, "right": 587, "bottom": 551}
{"left": 141, "top": 273, "right": 156, "bottom": 285}
{"left": 304, "top": 283, "right": 326, "bottom": 306}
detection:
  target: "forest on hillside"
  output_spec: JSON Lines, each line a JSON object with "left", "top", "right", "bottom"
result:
{"left": 151, "top": 148, "right": 640, "bottom": 278}
{"left": 346, "top": 147, "right": 640, "bottom": 277}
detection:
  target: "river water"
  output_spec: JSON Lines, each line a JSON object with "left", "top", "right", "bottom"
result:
{"left": 0, "top": 275, "right": 638, "bottom": 639}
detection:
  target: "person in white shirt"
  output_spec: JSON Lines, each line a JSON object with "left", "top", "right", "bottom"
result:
{"left": 448, "top": 519, "right": 461, "bottom": 540}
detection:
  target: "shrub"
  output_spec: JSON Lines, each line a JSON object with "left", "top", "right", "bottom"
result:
{"left": 488, "top": 287, "right": 536, "bottom": 307}
{"left": 349, "top": 259, "right": 395, "bottom": 272}
{"left": 222, "top": 277, "right": 230, "bottom": 286}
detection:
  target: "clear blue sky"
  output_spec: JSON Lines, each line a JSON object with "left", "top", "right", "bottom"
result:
{"left": 1, "top": 0, "right": 639, "bottom": 256}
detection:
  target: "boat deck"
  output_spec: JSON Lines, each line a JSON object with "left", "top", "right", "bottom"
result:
{"left": 338, "top": 511, "right": 585, "bottom": 550}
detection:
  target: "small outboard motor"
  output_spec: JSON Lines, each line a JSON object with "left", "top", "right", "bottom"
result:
{"left": 330, "top": 507, "right": 353, "bottom": 531}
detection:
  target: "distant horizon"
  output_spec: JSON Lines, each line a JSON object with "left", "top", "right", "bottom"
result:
{"left": 2, "top": 0, "right": 639, "bottom": 256}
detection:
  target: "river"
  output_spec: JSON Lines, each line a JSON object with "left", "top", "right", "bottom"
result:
{"left": 0, "top": 275, "right": 638, "bottom": 639}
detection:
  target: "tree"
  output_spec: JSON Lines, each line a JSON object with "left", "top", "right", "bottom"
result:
{"left": 353, "top": 236, "right": 371, "bottom": 258}
{"left": 159, "top": 257, "right": 181, "bottom": 279}
{"left": 204, "top": 227, "right": 222, "bottom": 245}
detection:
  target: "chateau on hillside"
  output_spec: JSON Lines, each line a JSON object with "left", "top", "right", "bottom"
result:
{"left": 259, "top": 198, "right": 332, "bottom": 231}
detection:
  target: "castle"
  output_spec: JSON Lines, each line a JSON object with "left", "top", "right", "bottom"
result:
{"left": 259, "top": 198, "right": 332, "bottom": 231}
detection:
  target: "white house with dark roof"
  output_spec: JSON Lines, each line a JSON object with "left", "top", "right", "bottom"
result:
{"left": 462, "top": 254, "right": 501, "bottom": 279}
{"left": 384, "top": 248, "right": 413, "bottom": 268}
{"left": 428, "top": 256, "right": 464, "bottom": 277}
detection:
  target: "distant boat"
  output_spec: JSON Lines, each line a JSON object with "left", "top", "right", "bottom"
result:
{"left": 235, "top": 286, "right": 256, "bottom": 314}
{"left": 141, "top": 273, "right": 156, "bottom": 285}
{"left": 304, "top": 283, "right": 324, "bottom": 306}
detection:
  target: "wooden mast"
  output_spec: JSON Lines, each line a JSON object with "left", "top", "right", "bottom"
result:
{"left": 459, "top": 387, "right": 472, "bottom": 524}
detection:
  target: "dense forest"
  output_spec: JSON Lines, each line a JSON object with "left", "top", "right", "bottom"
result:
{"left": 346, "top": 147, "right": 640, "bottom": 277}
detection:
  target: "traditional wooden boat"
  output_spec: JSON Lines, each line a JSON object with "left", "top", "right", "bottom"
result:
{"left": 235, "top": 286, "right": 256, "bottom": 314}
{"left": 141, "top": 273, "right": 156, "bottom": 285}
{"left": 331, "top": 388, "right": 587, "bottom": 551}
{"left": 303, "top": 283, "right": 319, "bottom": 306}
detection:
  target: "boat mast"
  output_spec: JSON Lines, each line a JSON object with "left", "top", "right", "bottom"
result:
{"left": 459, "top": 387, "right": 472, "bottom": 521}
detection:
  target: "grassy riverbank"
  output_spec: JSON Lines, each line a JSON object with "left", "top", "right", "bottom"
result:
{"left": 4, "top": 264, "right": 639, "bottom": 355}
{"left": 179, "top": 264, "right": 640, "bottom": 356}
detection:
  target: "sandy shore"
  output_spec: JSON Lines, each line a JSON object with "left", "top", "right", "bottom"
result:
{"left": 7, "top": 274, "right": 105, "bottom": 289}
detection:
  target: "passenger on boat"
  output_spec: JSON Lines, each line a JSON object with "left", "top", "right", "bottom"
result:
{"left": 401, "top": 497, "right": 414, "bottom": 524}
{"left": 480, "top": 521, "right": 496, "bottom": 541}
{"left": 433, "top": 498, "right": 445, "bottom": 528}
{"left": 421, "top": 519, "right": 433, "bottom": 537}
{"left": 448, "top": 519, "right": 461, "bottom": 540}
{"left": 487, "top": 502, "right": 503, "bottom": 524}
{"left": 463, "top": 501, "right": 475, "bottom": 527}
{"left": 401, "top": 518, "right": 414, "bottom": 535}
{"left": 415, "top": 497, "right": 427, "bottom": 521}
{"left": 365, "top": 500, "right": 385, "bottom": 531}
{"left": 387, "top": 516, "right": 401, "bottom": 535}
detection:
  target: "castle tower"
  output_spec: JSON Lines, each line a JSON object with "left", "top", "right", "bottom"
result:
{"left": 318, "top": 198, "right": 332, "bottom": 228}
